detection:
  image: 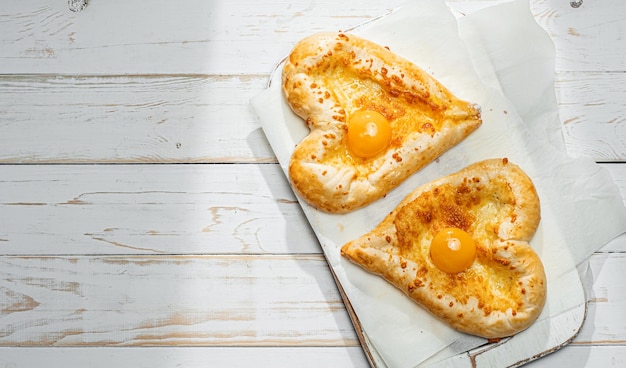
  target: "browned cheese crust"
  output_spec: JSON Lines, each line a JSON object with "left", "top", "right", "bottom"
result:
{"left": 340, "top": 158, "right": 546, "bottom": 339}
{"left": 282, "top": 32, "right": 482, "bottom": 213}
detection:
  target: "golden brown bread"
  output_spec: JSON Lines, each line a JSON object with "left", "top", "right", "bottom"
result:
{"left": 282, "top": 32, "right": 482, "bottom": 213}
{"left": 340, "top": 158, "right": 546, "bottom": 339}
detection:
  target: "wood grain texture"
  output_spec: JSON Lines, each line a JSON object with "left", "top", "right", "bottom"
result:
{"left": 556, "top": 73, "right": 626, "bottom": 160}
{"left": 0, "top": 75, "right": 273, "bottom": 163}
{"left": 0, "top": 255, "right": 357, "bottom": 347}
{"left": 0, "top": 347, "right": 370, "bottom": 368}
{"left": 0, "top": 164, "right": 317, "bottom": 255}
{"left": 0, "top": 0, "right": 407, "bottom": 75}
{"left": 531, "top": 0, "right": 626, "bottom": 72}
{"left": 1, "top": 0, "right": 623, "bottom": 74}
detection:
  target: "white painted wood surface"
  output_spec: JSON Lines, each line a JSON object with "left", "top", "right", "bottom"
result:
{"left": 0, "top": 0, "right": 625, "bottom": 367}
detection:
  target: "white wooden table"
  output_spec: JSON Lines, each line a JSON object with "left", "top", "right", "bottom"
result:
{"left": 1, "top": 0, "right": 625, "bottom": 367}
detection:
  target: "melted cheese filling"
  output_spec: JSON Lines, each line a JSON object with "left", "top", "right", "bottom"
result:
{"left": 309, "top": 53, "right": 446, "bottom": 177}
{"left": 393, "top": 175, "right": 524, "bottom": 314}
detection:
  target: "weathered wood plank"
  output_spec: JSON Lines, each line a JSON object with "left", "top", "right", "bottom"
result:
{"left": 0, "top": 0, "right": 623, "bottom": 75}
{"left": 0, "top": 347, "right": 370, "bottom": 368}
{"left": 0, "top": 254, "right": 358, "bottom": 347}
{"left": 556, "top": 73, "right": 626, "bottom": 160}
{"left": 0, "top": 0, "right": 407, "bottom": 75}
{"left": 0, "top": 163, "right": 319, "bottom": 255}
{"left": 0, "top": 74, "right": 274, "bottom": 163}
{"left": 531, "top": 0, "right": 626, "bottom": 73}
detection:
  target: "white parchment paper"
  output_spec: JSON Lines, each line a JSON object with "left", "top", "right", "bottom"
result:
{"left": 251, "top": 0, "right": 626, "bottom": 366}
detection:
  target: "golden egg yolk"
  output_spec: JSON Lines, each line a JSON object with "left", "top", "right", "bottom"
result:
{"left": 430, "top": 228, "right": 477, "bottom": 274}
{"left": 346, "top": 110, "right": 392, "bottom": 158}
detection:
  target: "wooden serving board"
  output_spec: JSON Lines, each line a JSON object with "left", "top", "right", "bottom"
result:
{"left": 253, "top": 1, "right": 589, "bottom": 366}
{"left": 336, "top": 267, "right": 586, "bottom": 368}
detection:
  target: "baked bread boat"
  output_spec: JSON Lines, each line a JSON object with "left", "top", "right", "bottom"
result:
{"left": 341, "top": 158, "right": 546, "bottom": 338}
{"left": 282, "top": 32, "right": 482, "bottom": 213}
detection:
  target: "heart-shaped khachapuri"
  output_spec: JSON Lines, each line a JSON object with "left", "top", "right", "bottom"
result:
{"left": 341, "top": 158, "right": 547, "bottom": 338}
{"left": 282, "top": 32, "right": 482, "bottom": 213}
